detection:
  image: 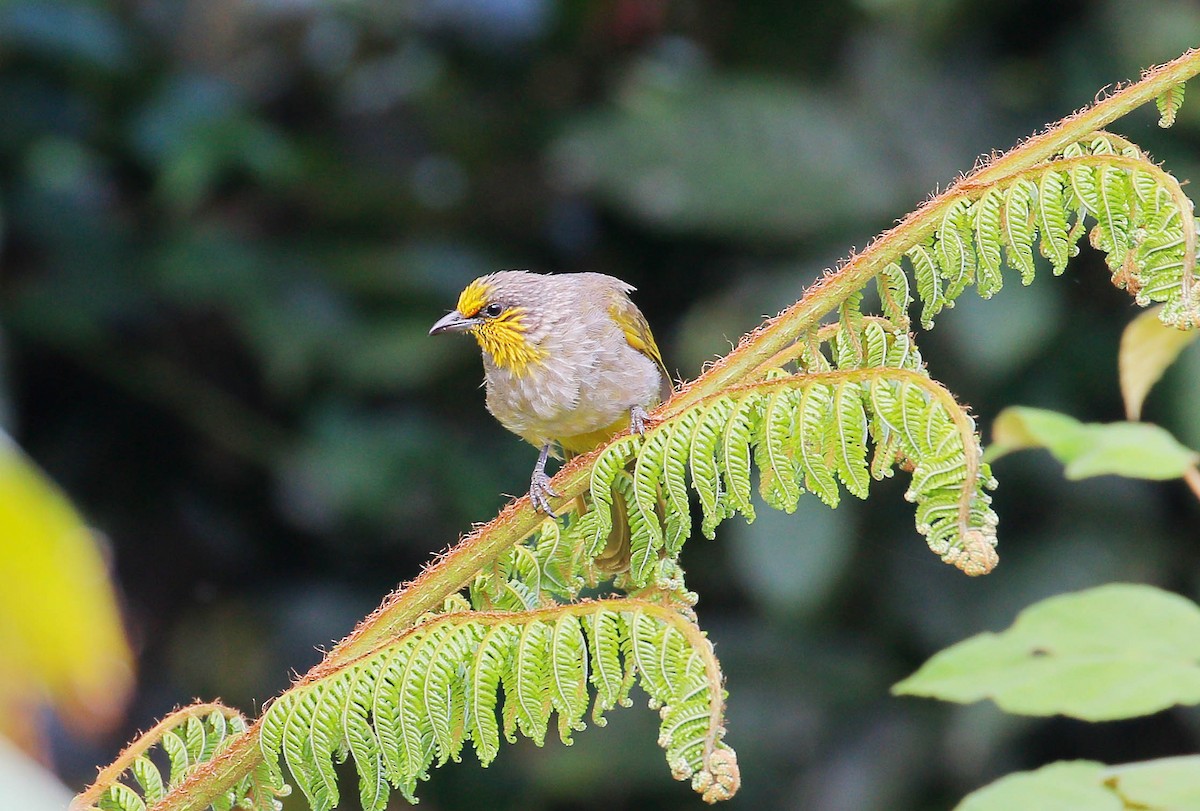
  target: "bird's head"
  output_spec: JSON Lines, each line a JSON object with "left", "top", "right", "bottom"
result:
{"left": 429, "top": 271, "right": 547, "bottom": 374}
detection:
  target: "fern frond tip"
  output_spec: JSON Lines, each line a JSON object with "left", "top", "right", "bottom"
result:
{"left": 944, "top": 528, "right": 999, "bottom": 576}
{"left": 693, "top": 747, "right": 741, "bottom": 804}
{"left": 1156, "top": 81, "right": 1186, "bottom": 127}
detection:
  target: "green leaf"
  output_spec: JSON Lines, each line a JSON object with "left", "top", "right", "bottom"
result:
{"left": 894, "top": 584, "right": 1200, "bottom": 720}
{"left": 985, "top": 406, "right": 1090, "bottom": 461}
{"left": 1061, "top": 422, "right": 1198, "bottom": 480}
{"left": 954, "top": 756, "right": 1200, "bottom": 811}
{"left": 1106, "top": 755, "right": 1200, "bottom": 808}
{"left": 985, "top": 406, "right": 1198, "bottom": 480}
{"left": 1119, "top": 305, "right": 1199, "bottom": 420}
{"left": 954, "top": 761, "right": 1120, "bottom": 811}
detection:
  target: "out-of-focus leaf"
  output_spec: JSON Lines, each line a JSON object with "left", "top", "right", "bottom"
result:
{"left": 549, "top": 67, "right": 903, "bottom": 240}
{"left": 893, "top": 584, "right": 1200, "bottom": 721}
{"left": 953, "top": 761, "right": 1119, "bottom": 811}
{"left": 955, "top": 756, "right": 1200, "bottom": 811}
{"left": 985, "top": 406, "right": 1198, "bottom": 480}
{"left": 1119, "top": 305, "right": 1199, "bottom": 420}
{"left": 1170, "top": 333, "right": 1200, "bottom": 451}
{"left": 1058, "top": 422, "right": 1198, "bottom": 480}
{"left": 985, "top": 407, "right": 1091, "bottom": 461}
{"left": 1105, "top": 756, "right": 1200, "bottom": 809}
{"left": 0, "top": 433, "right": 133, "bottom": 749}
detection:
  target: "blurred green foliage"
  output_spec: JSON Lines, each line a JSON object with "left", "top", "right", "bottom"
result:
{"left": 2, "top": 1, "right": 1200, "bottom": 809}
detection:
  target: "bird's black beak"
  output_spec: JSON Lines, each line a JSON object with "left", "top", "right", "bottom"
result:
{"left": 429, "top": 310, "right": 478, "bottom": 335}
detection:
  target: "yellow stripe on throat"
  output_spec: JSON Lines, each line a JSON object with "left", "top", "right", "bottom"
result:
{"left": 472, "top": 308, "right": 544, "bottom": 375}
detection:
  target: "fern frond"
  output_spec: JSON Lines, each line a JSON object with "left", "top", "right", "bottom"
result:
{"left": 511, "top": 619, "right": 554, "bottom": 745}
{"left": 868, "top": 370, "right": 997, "bottom": 574}
{"left": 589, "top": 363, "right": 995, "bottom": 582}
{"left": 663, "top": 407, "right": 700, "bottom": 555}
{"left": 1156, "top": 81, "right": 1186, "bottom": 127}
{"left": 342, "top": 653, "right": 388, "bottom": 811}
{"left": 884, "top": 327, "right": 922, "bottom": 371}
{"left": 259, "top": 600, "right": 739, "bottom": 808}
{"left": 279, "top": 679, "right": 341, "bottom": 810}
{"left": 581, "top": 607, "right": 630, "bottom": 725}
{"left": 73, "top": 703, "right": 282, "bottom": 811}
{"left": 798, "top": 329, "right": 833, "bottom": 373}
{"left": 389, "top": 627, "right": 440, "bottom": 797}
{"left": 1001, "top": 177, "right": 1038, "bottom": 284}
{"left": 810, "top": 316, "right": 923, "bottom": 374}
{"left": 875, "top": 262, "right": 912, "bottom": 330}
{"left": 87, "top": 50, "right": 1200, "bottom": 811}
{"left": 755, "top": 386, "right": 802, "bottom": 513}
{"left": 1036, "top": 169, "right": 1076, "bottom": 273}
{"left": 691, "top": 397, "right": 736, "bottom": 538}
{"left": 799, "top": 382, "right": 840, "bottom": 507}
{"left": 721, "top": 394, "right": 759, "bottom": 522}
{"left": 832, "top": 382, "right": 871, "bottom": 499}
{"left": 835, "top": 291, "right": 867, "bottom": 368}
{"left": 631, "top": 426, "right": 671, "bottom": 576}
{"left": 96, "top": 783, "right": 145, "bottom": 811}
{"left": 581, "top": 435, "right": 642, "bottom": 555}
{"left": 532, "top": 517, "right": 585, "bottom": 599}
{"left": 468, "top": 624, "right": 512, "bottom": 764}
{"left": 613, "top": 469, "right": 662, "bottom": 584}
{"left": 973, "top": 187, "right": 1005, "bottom": 297}
{"left": 899, "top": 151, "right": 1198, "bottom": 328}
{"left": 468, "top": 512, "right": 601, "bottom": 614}
{"left": 907, "top": 240, "right": 945, "bottom": 328}
{"left": 470, "top": 544, "right": 543, "bottom": 611}
{"left": 937, "top": 198, "right": 977, "bottom": 301}
{"left": 550, "top": 614, "right": 590, "bottom": 742}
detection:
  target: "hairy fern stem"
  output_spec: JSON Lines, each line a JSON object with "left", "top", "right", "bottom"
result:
{"left": 75, "top": 47, "right": 1200, "bottom": 811}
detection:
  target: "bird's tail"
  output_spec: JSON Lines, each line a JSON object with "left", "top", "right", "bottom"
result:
{"left": 561, "top": 449, "right": 663, "bottom": 577}
{"left": 593, "top": 484, "right": 632, "bottom": 574}
{"left": 559, "top": 449, "right": 633, "bottom": 575}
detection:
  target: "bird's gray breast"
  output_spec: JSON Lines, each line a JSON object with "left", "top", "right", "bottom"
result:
{"left": 482, "top": 320, "right": 661, "bottom": 446}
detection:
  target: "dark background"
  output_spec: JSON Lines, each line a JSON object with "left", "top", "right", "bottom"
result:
{"left": 4, "top": 1, "right": 1200, "bottom": 809}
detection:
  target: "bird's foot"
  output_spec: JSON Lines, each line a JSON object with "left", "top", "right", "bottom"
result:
{"left": 530, "top": 441, "right": 559, "bottom": 516}
{"left": 630, "top": 404, "right": 654, "bottom": 436}
{"left": 529, "top": 469, "right": 560, "bottom": 517}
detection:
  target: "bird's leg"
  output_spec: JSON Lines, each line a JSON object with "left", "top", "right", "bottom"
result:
{"left": 529, "top": 442, "right": 560, "bottom": 517}
{"left": 630, "top": 404, "right": 651, "bottom": 435}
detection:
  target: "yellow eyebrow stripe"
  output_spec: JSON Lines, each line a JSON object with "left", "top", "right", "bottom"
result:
{"left": 457, "top": 279, "right": 492, "bottom": 317}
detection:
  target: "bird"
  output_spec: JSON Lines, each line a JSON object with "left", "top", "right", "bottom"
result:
{"left": 430, "top": 271, "right": 671, "bottom": 566}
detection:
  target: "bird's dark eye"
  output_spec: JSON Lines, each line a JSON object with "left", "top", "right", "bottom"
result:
{"left": 483, "top": 303, "right": 504, "bottom": 318}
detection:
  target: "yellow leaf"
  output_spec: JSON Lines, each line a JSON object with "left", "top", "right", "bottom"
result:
{"left": 1119, "top": 306, "right": 1199, "bottom": 421}
{"left": 0, "top": 433, "right": 133, "bottom": 751}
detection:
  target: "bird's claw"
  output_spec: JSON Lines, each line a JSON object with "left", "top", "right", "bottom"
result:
{"left": 630, "top": 404, "right": 652, "bottom": 436}
{"left": 530, "top": 470, "right": 559, "bottom": 517}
